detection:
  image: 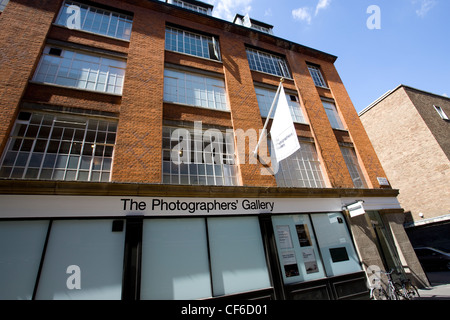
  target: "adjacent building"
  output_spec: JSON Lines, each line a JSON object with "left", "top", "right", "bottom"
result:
{"left": 0, "top": 0, "right": 428, "bottom": 300}
{"left": 360, "top": 85, "right": 450, "bottom": 253}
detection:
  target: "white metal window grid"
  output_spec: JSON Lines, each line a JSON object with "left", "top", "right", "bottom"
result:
{"left": 56, "top": 0, "right": 133, "bottom": 41}
{"left": 0, "top": 111, "right": 117, "bottom": 182}
{"left": 165, "top": 26, "right": 221, "bottom": 61}
{"left": 255, "top": 87, "right": 307, "bottom": 124}
{"left": 0, "top": 0, "right": 9, "bottom": 12}
{"left": 340, "top": 146, "right": 367, "bottom": 189}
{"left": 162, "top": 125, "right": 239, "bottom": 186}
{"left": 270, "top": 139, "right": 326, "bottom": 188}
{"left": 246, "top": 48, "right": 291, "bottom": 79}
{"left": 434, "top": 105, "right": 449, "bottom": 120}
{"left": 33, "top": 46, "right": 126, "bottom": 95}
{"left": 307, "top": 65, "right": 328, "bottom": 88}
{"left": 163, "top": 69, "right": 228, "bottom": 111}
{"left": 172, "top": 0, "right": 209, "bottom": 15}
{"left": 322, "top": 101, "right": 345, "bottom": 130}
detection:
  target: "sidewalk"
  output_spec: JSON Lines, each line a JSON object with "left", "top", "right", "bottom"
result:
{"left": 416, "top": 284, "right": 450, "bottom": 300}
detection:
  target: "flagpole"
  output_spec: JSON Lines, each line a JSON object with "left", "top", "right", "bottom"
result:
{"left": 253, "top": 78, "right": 284, "bottom": 157}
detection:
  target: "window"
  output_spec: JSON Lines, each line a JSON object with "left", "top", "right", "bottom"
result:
{"left": 340, "top": 145, "right": 367, "bottom": 189}
{"left": 272, "top": 213, "right": 362, "bottom": 285}
{"left": 165, "top": 26, "right": 221, "bottom": 61}
{"left": 246, "top": 48, "right": 291, "bottom": 78}
{"left": 307, "top": 65, "right": 327, "bottom": 88}
{"left": 434, "top": 105, "right": 449, "bottom": 120}
{"left": 169, "top": 0, "right": 211, "bottom": 15}
{"left": 322, "top": 100, "right": 345, "bottom": 130}
{"left": 272, "top": 138, "right": 326, "bottom": 188}
{"left": 33, "top": 46, "right": 126, "bottom": 95}
{"left": 0, "top": 220, "right": 49, "bottom": 299}
{"left": 34, "top": 220, "right": 125, "bottom": 300}
{"left": 255, "top": 86, "right": 307, "bottom": 124}
{"left": 56, "top": 1, "right": 133, "bottom": 40}
{"left": 0, "top": 0, "right": 9, "bottom": 12}
{"left": 0, "top": 111, "right": 117, "bottom": 182}
{"left": 140, "top": 217, "right": 270, "bottom": 299}
{"left": 163, "top": 68, "right": 228, "bottom": 111}
{"left": 162, "top": 122, "right": 239, "bottom": 186}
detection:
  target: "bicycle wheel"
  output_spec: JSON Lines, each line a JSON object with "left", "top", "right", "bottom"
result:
{"left": 406, "top": 284, "right": 420, "bottom": 300}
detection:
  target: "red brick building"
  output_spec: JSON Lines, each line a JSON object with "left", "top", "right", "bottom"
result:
{"left": 0, "top": 0, "right": 428, "bottom": 300}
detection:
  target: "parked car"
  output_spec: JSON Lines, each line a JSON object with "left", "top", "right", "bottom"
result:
{"left": 414, "top": 247, "right": 450, "bottom": 271}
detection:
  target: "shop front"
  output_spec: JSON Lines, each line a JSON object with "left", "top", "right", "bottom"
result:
{"left": 0, "top": 183, "right": 404, "bottom": 300}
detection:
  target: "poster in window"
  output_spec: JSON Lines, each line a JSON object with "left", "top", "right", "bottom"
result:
{"left": 276, "top": 225, "right": 293, "bottom": 249}
{"left": 295, "top": 224, "right": 312, "bottom": 247}
{"left": 302, "top": 248, "right": 319, "bottom": 274}
{"left": 281, "top": 250, "right": 299, "bottom": 277}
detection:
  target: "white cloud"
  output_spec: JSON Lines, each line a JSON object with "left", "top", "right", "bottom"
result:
{"left": 443, "top": 93, "right": 448, "bottom": 97}
{"left": 415, "top": 0, "right": 437, "bottom": 17}
{"left": 292, "top": 0, "right": 331, "bottom": 24}
{"left": 205, "top": 0, "right": 253, "bottom": 21}
{"left": 315, "top": 0, "right": 331, "bottom": 16}
{"left": 292, "top": 7, "right": 312, "bottom": 24}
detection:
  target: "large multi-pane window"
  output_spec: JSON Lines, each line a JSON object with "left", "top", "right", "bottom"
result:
{"left": 246, "top": 48, "right": 291, "bottom": 78}
{"left": 255, "top": 86, "right": 307, "bottom": 124}
{"left": 33, "top": 46, "right": 126, "bottom": 95}
{"left": 56, "top": 0, "right": 133, "bottom": 40}
{"left": 141, "top": 217, "right": 270, "bottom": 299}
{"left": 322, "top": 100, "right": 345, "bottom": 130}
{"left": 0, "top": 111, "right": 117, "bottom": 182}
{"left": 164, "top": 68, "right": 228, "bottom": 111}
{"left": 169, "top": 0, "right": 210, "bottom": 15}
{"left": 307, "top": 65, "right": 328, "bottom": 88}
{"left": 340, "top": 144, "right": 367, "bottom": 189}
{"left": 272, "top": 138, "right": 326, "bottom": 188}
{"left": 162, "top": 122, "right": 239, "bottom": 186}
{"left": 165, "top": 26, "right": 221, "bottom": 61}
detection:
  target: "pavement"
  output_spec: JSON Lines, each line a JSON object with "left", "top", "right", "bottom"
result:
{"left": 414, "top": 271, "right": 450, "bottom": 300}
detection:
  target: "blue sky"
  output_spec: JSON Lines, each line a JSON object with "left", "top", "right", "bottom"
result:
{"left": 204, "top": 0, "right": 450, "bottom": 113}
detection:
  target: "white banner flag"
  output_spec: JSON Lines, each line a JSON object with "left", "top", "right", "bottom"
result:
{"left": 270, "top": 84, "right": 300, "bottom": 162}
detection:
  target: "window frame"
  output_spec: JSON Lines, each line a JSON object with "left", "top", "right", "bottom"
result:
{"left": 55, "top": 0, "right": 133, "bottom": 41}
{"left": 0, "top": 111, "right": 117, "bottom": 182}
{"left": 165, "top": 25, "right": 221, "bottom": 61}
{"left": 339, "top": 144, "right": 368, "bottom": 189}
{"left": 322, "top": 100, "right": 345, "bottom": 130}
{"left": 269, "top": 138, "right": 327, "bottom": 188}
{"left": 246, "top": 48, "right": 292, "bottom": 79}
{"left": 32, "top": 45, "right": 127, "bottom": 95}
{"left": 307, "top": 64, "right": 328, "bottom": 88}
{"left": 162, "top": 122, "right": 239, "bottom": 187}
{"left": 255, "top": 85, "right": 307, "bottom": 124}
{"left": 163, "top": 68, "right": 229, "bottom": 111}
{"left": 434, "top": 105, "right": 449, "bottom": 120}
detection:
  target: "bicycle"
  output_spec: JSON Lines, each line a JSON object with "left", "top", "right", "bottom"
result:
{"left": 369, "top": 269, "right": 400, "bottom": 300}
{"left": 396, "top": 278, "right": 420, "bottom": 300}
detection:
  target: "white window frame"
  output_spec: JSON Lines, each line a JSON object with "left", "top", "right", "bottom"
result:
{"left": 0, "top": 111, "right": 117, "bottom": 182}
{"left": 55, "top": 0, "right": 133, "bottom": 41}
{"left": 340, "top": 145, "right": 367, "bottom": 189}
{"left": 170, "top": 0, "right": 211, "bottom": 15}
{"left": 271, "top": 138, "right": 326, "bottom": 188}
{"left": 322, "top": 100, "right": 345, "bottom": 130}
{"left": 307, "top": 65, "right": 328, "bottom": 88}
{"left": 255, "top": 86, "right": 307, "bottom": 124}
{"left": 165, "top": 26, "right": 221, "bottom": 61}
{"left": 434, "top": 105, "right": 449, "bottom": 120}
{"left": 33, "top": 45, "right": 126, "bottom": 95}
{"left": 246, "top": 48, "right": 291, "bottom": 79}
{"left": 163, "top": 68, "right": 228, "bottom": 111}
{"left": 162, "top": 123, "right": 239, "bottom": 186}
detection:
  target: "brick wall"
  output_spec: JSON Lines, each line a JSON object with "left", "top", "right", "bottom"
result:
{"left": 0, "top": 0, "right": 390, "bottom": 190}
